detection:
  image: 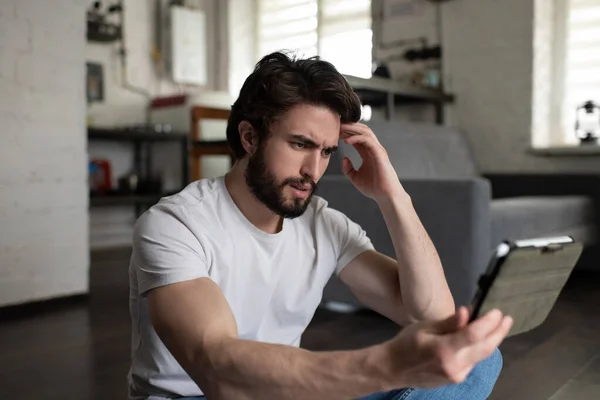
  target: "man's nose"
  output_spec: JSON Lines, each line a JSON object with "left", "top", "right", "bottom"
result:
{"left": 300, "top": 151, "right": 322, "bottom": 182}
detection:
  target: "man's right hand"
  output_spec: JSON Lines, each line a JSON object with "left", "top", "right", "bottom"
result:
{"left": 378, "top": 307, "right": 513, "bottom": 390}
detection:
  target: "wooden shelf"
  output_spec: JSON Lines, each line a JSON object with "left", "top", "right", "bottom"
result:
{"left": 190, "top": 107, "right": 232, "bottom": 181}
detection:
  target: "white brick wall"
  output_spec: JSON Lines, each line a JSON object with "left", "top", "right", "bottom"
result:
{"left": 0, "top": 1, "right": 89, "bottom": 306}
{"left": 0, "top": 14, "right": 31, "bottom": 52}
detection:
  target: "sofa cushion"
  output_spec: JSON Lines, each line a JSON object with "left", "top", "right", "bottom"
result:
{"left": 357, "top": 120, "right": 478, "bottom": 179}
{"left": 326, "top": 119, "right": 478, "bottom": 179}
{"left": 491, "top": 196, "right": 596, "bottom": 249}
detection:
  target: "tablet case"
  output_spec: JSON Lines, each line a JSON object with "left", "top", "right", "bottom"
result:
{"left": 470, "top": 239, "right": 583, "bottom": 337}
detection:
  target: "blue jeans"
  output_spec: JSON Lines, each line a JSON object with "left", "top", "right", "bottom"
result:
{"left": 179, "top": 348, "right": 502, "bottom": 400}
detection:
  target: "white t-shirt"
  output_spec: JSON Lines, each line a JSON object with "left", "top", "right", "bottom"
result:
{"left": 128, "top": 176, "right": 374, "bottom": 399}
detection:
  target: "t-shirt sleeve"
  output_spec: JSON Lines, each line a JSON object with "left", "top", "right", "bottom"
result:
{"left": 322, "top": 206, "right": 375, "bottom": 275}
{"left": 132, "top": 205, "right": 209, "bottom": 296}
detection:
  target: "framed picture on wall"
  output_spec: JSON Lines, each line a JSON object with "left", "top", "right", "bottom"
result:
{"left": 86, "top": 62, "right": 104, "bottom": 103}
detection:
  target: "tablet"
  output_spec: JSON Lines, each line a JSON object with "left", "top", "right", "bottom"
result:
{"left": 469, "top": 236, "right": 583, "bottom": 337}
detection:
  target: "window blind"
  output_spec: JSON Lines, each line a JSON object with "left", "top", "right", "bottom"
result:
{"left": 319, "top": 0, "right": 372, "bottom": 78}
{"left": 257, "top": 0, "right": 319, "bottom": 58}
{"left": 564, "top": 0, "right": 600, "bottom": 136}
{"left": 257, "top": 0, "right": 372, "bottom": 78}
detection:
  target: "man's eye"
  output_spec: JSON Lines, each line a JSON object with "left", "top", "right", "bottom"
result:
{"left": 292, "top": 142, "right": 305, "bottom": 149}
{"left": 322, "top": 149, "right": 335, "bottom": 158}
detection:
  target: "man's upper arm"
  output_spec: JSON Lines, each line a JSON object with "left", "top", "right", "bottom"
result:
{"left": 148, "top": 278, "right": 238, "bottom": 382}
{"left": 135, "top": 206, "right": 238, "bottom": 387}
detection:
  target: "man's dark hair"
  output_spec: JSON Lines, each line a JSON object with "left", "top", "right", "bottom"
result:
{"left": 226, "top": 51, "right": 362, "bottom": 160}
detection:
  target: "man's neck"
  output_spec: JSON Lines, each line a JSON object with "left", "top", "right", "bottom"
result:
{"left": 224, "top": 162, "right": 283, "bottom": 234}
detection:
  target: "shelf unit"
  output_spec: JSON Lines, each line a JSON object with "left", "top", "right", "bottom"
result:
{"left": 89, "top": 194, "right": 167, "bottom": 207}
{"left": 343, "top": 75, "right": 455, "bottom": 124}
{"left": 189, "top": 106, "right": 234, "bottom": 181}
{"left": 87, "top": 127, "right": 190, "bottom": 215}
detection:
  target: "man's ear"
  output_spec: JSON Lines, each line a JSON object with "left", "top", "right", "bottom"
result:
{"left": 238, "top": 121, "right": 258, "bottom": 156}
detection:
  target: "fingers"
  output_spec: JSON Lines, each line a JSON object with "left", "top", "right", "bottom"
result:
{"left": 340, "top": 123, "right": 378, "bottom": 144}
{"left": 432, "top": 307, "right": 469, "bottom": 334}
{"left": 457, "top": 306, "right": 471, "bottom": 329}
{"left": 487, "top": 315, "right": 513, "bottom": 347}
{"left": 465, "top": 315, "right": 513, "bottom": 363}
{"left": 422, "top": 309, "right": 512, "bottom": 387}
{"left": 343, "top": 135, "right": 370, "bottom": 151}
{"left": 340, "top": 129, "right": 361, "bottom": 138}
{"left": 447, "top": 309, "right": 513, "bottom": 366}
{"left": 455, "top": 309, "right": 504, "bottom": 348}
{"left": 340, "top": 122, "right": 373, "bottom": 138}
{"left": 342, "top": 132, "right": 385, "bottom": 158}
{"left": 340, "top": 123, "right": 388, "bottom": 161}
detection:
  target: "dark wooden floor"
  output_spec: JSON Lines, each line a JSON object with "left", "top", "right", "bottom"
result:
{"left": 1, "top": 247, "right": 599, "bottom": 399}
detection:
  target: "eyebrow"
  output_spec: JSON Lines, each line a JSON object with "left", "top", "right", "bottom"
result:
{"left": 290, "top": 134, "right": 338, "bottom": 153}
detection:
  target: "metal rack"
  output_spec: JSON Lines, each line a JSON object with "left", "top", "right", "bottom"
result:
{"left": 88, "top": 127, "right": 190, "bottom": 215}
{"left": 343, "top": 75, "right": 455, "bottom": 124}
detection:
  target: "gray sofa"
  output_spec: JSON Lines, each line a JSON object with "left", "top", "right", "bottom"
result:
{"left": 317, "top": 120, "right": 597, "bottom": 309}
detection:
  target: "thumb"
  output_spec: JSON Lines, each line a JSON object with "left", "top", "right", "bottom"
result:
{"left": 431, "top": 307, "right": 470, "bottom": 334}
{"left": 342, "top": 157, "right": 357, "bottom": 179}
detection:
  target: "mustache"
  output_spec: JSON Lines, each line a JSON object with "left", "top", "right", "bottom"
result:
{"left": 282, "top": 177, "right": 317, "bottom": 190}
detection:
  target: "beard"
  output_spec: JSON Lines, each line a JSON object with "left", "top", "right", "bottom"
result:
{"left": 245, "top": 147, "right": 317, "bottom": 219}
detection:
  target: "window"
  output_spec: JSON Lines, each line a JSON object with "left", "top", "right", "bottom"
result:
{"left": 557, "top": 0, "right": 600, "bottom": 144}
{"left": 256, "top": 0, "right": 372, "bottom": 78}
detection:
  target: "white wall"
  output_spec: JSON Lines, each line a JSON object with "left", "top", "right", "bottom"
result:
{"left": 443, "top": 0, "right": 600, "bottom": 173}
{"left": 377, "top": 0, "right": 600, "bottom": 174}
{"left": 441, "top": 0, "right": 535, "bottom": 173}
{"left": 87, "top": 0, "right": 225, "bottom": 127}
{"left": 0, "top": 0, "right": 89, "bottom": 306}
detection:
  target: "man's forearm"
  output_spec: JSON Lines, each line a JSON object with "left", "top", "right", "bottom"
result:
{"left": 193, "top": 337, "right": 390, "bottom": 400}
{"left": 377, "top": 188, "right": 455, "bottom": 321}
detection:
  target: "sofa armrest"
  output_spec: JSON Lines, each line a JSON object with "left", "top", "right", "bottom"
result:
{"left": 317, "top": 176, "right": 492, "bottom": 307}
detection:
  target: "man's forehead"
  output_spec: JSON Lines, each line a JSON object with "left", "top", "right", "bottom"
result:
{"left": 276, "top": 105, "right": 341, "bottom": 144}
